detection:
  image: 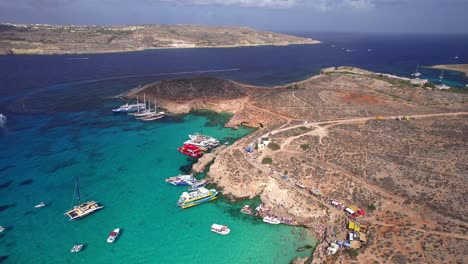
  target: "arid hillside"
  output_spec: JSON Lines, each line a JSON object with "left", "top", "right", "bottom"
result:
{"left": 0, "top": 23, "right": 319, "bottom": 55}
{"left": 132, "top": 69, "right": 468, "bottom": 263}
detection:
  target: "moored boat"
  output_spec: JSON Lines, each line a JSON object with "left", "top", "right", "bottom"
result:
{"left": 70, "top": 244, "right": 84, "bottom": 253}
{"left": 188, "top": 179, "right": 207, "bottom": 191}
{"left": 139, "top": 98, "right": 166, "bottom": 121}
{"left": 263, "top": 216, "right": 281, "bottom": 225}
{"left": 240, "top": 205, "right": 253, "bottom": 215}
{"left": 178, "top": 144, "right": 203, "bottom": 158}
{"left": 178, "top": 187, "right": 218, "bottom": 209}
{"left": 165, "top": 174, "right": 195, "bottom": 186}
{"left": 34, "top": 202, "right": 46, "bottom": 208}
{"left": 107, "top": 228, "right": 120, "bottom": 243}
{"left": 211, "top": 224, "right": 230, "bottom": 235}
{"left": 187, "top": 133, "right": 220, "bottom": 148}
{"left": 112, "top": 103, "right": 145, "bottom": 113}
{"left": 64, "top": 176, "right": 103, "bottom": 221}
{"left": 0, "top": 226, "right": 5, "bottom": 232}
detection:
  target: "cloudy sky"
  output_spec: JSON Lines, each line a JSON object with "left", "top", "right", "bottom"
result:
{"left": 1, "top": 0, "right": 467, "bottom": 32}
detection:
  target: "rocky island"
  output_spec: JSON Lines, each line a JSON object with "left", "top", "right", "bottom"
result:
{"left": 128, "top": 67, "right": 468, "bottom": 263}
{"left": 430, "top": 64, "right": 468, "bottom": 77}
{"left": 0, "top": 23, "right": 319, "bottom": 55}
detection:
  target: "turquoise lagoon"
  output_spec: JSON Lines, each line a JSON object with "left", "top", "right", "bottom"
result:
{"left": 0, "top": 108, "right": 315, "bottom": 263}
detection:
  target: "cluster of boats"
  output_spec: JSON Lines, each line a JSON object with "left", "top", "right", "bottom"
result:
{"left": 112, "top": 94, "right": 166, "bottom": 121}
{"left": 241, "top": 205, "right": 282, "bottom": 225}
{"left": 70, "top": 228, "right": 120, "bottom": 253}
{"left": 177, "top": 133, "right": 220, "bottom": 158}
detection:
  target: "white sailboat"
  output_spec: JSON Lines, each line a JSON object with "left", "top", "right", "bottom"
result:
{"left": 411, "top": 64, "right": 421, "bottom": 77}
{"left": 64, "top": 176, "right": 103, "bottom": 221}
{"left": 131, "top": 93, "right": 153, "bottom": 117}
{"left": 140, "top": 98, "right": 166, "bottom": 121}
{"left": 438, "top": 70, "right": 444, "bottom": 83}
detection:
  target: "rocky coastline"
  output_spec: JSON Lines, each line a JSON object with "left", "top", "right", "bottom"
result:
{"left": 127, "top": 68, "right": 468, "bottom": 263}
{"left": 0, "top": 23, "right": 319, "bottom": 55}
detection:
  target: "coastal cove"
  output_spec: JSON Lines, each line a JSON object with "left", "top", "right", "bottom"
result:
{"left": 1, "top": 32, "right": 468, "bottom": 263}
{"left": 0, "top": 109, "right": 315, "bottom": 263}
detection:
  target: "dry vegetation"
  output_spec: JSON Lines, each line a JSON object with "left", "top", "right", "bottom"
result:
{"left": 129, "top": 69, "right": 467, "bottom": 263}
{"left": 0, "top": 24, "right": 318, "bottom": 55}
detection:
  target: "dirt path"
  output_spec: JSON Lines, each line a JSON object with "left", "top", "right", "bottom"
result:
{"left": 262, "top": 111, "right": 468, "bottom": 139}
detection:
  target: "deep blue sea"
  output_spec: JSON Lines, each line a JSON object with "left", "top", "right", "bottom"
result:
{"left": 0, "top": 33, "right": 467, "bottom": 263}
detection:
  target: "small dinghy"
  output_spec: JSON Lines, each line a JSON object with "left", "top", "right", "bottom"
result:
{"left": 70, "top": 244, "right": 84, "bottom": 253}
{"left": 35, "top": 202, "right": 46, "bottom": 208}
{"left": 107, "top": 228, "right": 120, "bottom": 243}
{"left": 0, "top": 226, "right": 5, "bottom": 232}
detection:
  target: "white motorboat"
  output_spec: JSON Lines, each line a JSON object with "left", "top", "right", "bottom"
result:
{"left": 0, "top": 226, "right": 5, "bottom": 232}
{"left": 240, "top": 205, "right": 253, "bottom": 215}
{"left": 70, "top": 244, "right": 84, "bottom": 253}
{"left": 112, "top": 103, "right": 145, "bottom": 113}
{"left": 34, "top": 202, "right": 46, "bottom": 208}
{"left": 211, "top": 224, "right": 230, "bottom": 235}
{"left": 263, "top": 216, "right": 281, "bottom": 225}
{"left": 107, "top": 228, "right": 120, "bottom": 243}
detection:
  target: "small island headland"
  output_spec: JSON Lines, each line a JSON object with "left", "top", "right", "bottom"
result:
{"left": 127, "top": 67, "right": 468, "bottom": 263}
{"left": 0, "top": 23, "right": 320, "bottom": 55}
{"left": 429, "top": 64, "right": 468, "bottom": 77}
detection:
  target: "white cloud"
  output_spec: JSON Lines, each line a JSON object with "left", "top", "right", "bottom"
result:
{"left": 158, "top": 0, "right": 299, "bottom": 8}
{"left": 158, "top": 0, "right": 379, "bottom": 9}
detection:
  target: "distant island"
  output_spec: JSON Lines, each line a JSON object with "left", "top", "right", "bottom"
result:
{"left": 429, "top": 64, "right": 468, "bottom": 77}
{"left": 0, "top": 23, "right": 320, "bottom": 55}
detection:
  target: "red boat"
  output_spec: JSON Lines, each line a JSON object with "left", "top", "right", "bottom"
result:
{"left": 178, "top": 144, "right": 203, "bottom": 158}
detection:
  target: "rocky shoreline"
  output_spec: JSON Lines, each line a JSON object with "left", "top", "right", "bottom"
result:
{"left": 126, "top": 68, "right": 468, "bottom": 263}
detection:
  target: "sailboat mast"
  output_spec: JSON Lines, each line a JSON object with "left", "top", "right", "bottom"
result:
{"left": 136, "top": 96, "right": 140, "bottom": 113}
{"left": 75, "top": 176, "right": 81, "bottom": 205}
{"left": 143, "top": 93, "right": 146, "bottom": 111}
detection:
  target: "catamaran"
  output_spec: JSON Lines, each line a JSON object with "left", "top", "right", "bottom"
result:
{"left": 64, "top": 176, "right": 103, "bottom": 221}
{"left": 177, "top": 187, "right": 218, "bottom": 209}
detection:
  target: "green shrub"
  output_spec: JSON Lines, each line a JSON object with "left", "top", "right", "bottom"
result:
{"left": 262, "top": 157, "right": 272, "bottom": 164}
{"left": 267, "top": 142, "right": 280, "bottom": 151}
{"left": 300, "top": 144, "right": 310, "bottom": 150}
{"left": 346, "top": 249, "right": 359, "bottom": 258}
